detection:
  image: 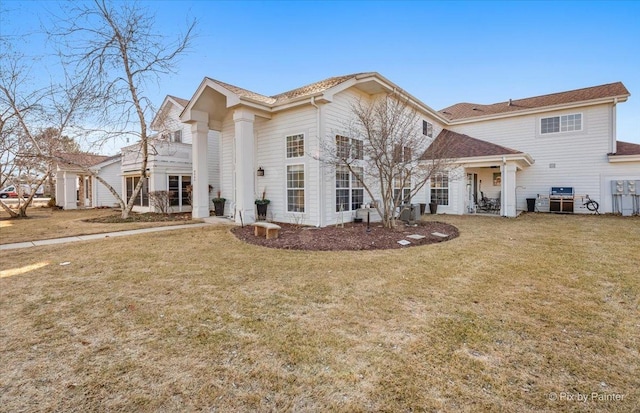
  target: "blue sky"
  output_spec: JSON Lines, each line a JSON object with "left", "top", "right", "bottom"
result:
{"left": 2, "top": 0, "right": 639, "bottom": 152}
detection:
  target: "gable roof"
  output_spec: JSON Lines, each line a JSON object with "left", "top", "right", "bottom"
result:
{"left": 56, "top": 152, "right": 109, "bottom": 167}
{"left": 439, "top": 82, "right": 630, "bottom": 121}
{"left": 167, "top": 95, "right": 189, "bottom": 108}
{"left": 207, "top": 73, "right": 374, "bottom": 107}
{"left": 422, "top": 129, "right": 524, "bottom": 160}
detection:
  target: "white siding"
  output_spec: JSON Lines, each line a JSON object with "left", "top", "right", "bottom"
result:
{"left": 254, "top": 106, "right": 318, "bottom": 225}
{"left": 450, "top": 104, "right": 640, "bottom": 213}
{"left": 94, "top": 161, "right": 121, "bottom": 207}
{"left": 322, "top": 89, "right": 449, "bottom": 225}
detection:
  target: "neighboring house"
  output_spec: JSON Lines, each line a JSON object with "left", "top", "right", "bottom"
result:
{"left": 178, "top": 72, "right": 640, "bottom": 225}
{"left": 55, "top": 153, "right": 122, "bottom": 209}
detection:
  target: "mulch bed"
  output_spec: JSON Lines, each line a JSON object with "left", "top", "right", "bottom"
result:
{"left": 231, "top": 221, "right": 459, "bottom": 251}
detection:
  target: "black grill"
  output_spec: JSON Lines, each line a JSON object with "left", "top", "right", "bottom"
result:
{"left": 549, "top": 187, "right": 574, "bottom": 213}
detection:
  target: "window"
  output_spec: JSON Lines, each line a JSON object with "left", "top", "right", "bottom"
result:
{"left": 430, "top": 172, "right": 449, "bottom": 206}
{"left": 393, "top": 145, "right": 412, "bottom": 163}
{"left": 541, "top": 113, "right": 582, "bottom": 134}
{"left": 125, "top": 176, "right": 149, "bottom": 207}
{"left": 394, "top": 169, "right": 412, "bottom": 204}
{"left": 423, "top": 120, "right": 433, "bottom": 138}
{"left": 168, "top": 175, "right": 191, "bottom": 206}
{"left": 286, "top": 134, "right": 304, "bottom": 158}
{"left": 287, "top": 164, "right": 305, "bottom": 212}
{"left": 172, "top": 130, "right": 182, "bottom": 143}
{"left": 336, "top": 166, "right": 364, "bottom": 212}
{"left": 336, "top": 135, "right": 363, "bottom": 160}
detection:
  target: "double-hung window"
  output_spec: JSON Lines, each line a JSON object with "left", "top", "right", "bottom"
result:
{"left": 287, "top": 164, "right": 305, "bottom": 212}
{"left": 336, "top": 166, "right": 363, "bottom": 212}
{"left": 541, "top": 113, "right": 582, "bottom": 134}
{"left": 430, "top": 172, "right": 449, "bottom": 206}
{"left": 336, "top": 135, "right": 363, "bottom": 160}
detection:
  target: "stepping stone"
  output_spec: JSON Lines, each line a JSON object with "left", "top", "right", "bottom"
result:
{"left": 406, "top": 234, "right": 426, "bottom": 240}
{"left": 397, "top": 240, "right": 411, "bottom": 246}
{"left": 431, "top": 232, "right": 448, "bottom": 238}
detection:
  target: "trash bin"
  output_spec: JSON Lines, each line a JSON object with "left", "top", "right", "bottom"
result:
{"left": 526, "top": 198, "right": 536, "bottom": 212}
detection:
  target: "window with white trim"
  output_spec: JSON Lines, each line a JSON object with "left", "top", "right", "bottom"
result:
{"left": 430, "top": 172, "right": 449, "bottom": 206}
{"left": 541, "top": 113, "right": 582, "bottom": 134}
{"left": 125, "top": 176, "right": 149, "bottom": 207}
{"left": 286, "top": 134, "right": 304, "bottom": 158}
{"left": 286, "top": 164, "right": 305, "bottom": 212}
{"left": 336, "top": 135, "right": 363, "bottom": 160}
{"left": 423, "top": 120, "right": 433, "bottom": 138}
{"left": 172, "top": 130, "right": 182, "bottom": 143}
{"left": 336, "top": 166, "right": 364, "bottom": 212}
{"left": 168, "top": 175, "right": 191, "bottom": 206}
{"left": 393, "top": 169, "right": 412, "bottom": 204}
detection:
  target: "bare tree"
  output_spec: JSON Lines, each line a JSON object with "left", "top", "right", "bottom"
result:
{"left": 148, "top": 190, "right": 171, "bottom": 214}
{"left": 320, "top": 92, "right": 458, "bottom": 228}
{"left": 49, "top": 0, "right": 195, "bottom": 218}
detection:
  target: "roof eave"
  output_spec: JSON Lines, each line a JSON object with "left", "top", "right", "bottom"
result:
{"left": 608, "top": 154, "right": 640, "bottom": 163}
{"left": 452, "top": 153, "right": 535, "bottom": 168}
{"left": 447, "top": 95, "right": 630, "bottom": 125}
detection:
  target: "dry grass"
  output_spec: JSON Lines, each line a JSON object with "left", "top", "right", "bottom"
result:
{"left": 1, "top": 213, "right": 639, "bottom": 412}
{"left": 0, "top": 208, "right": 201, "bottom": 244}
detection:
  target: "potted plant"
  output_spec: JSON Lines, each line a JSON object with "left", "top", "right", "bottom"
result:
{"left": 212, "top": 190, "right": 226, "bottom": 216}
{"left": 255, "top": 189, "right": 270, "bottom": 220}
{"left": 429, "top": 200, "right": 438, "bottom": 214}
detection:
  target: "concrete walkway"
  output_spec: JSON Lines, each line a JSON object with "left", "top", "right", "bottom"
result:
{"left": 0, "top": 216, "right": 236, "bottom": 251}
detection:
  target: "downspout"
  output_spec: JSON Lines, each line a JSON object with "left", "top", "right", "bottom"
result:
{"left": 311, "top": 96, "right": 323, "bottom": 227}
{"left": 501, "top": 156, "right": 507, "bottom": 217}
{"left": 611, "top": 97, "right": 618, "bottom": 154}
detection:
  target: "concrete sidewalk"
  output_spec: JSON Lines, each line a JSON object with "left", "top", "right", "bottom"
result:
{"left": 0, "top": 217, "right": 236, "bottom": 251}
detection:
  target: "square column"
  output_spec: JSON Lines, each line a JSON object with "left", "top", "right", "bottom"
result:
{"left": 55, "top": 170, "right": 65, "bottom": 207}
{"left": 191, "top": 120, "right": 210, "bottom": 218}
{"left": 233, "top": 109, "right": 256, "bottom": 224}
{"left": 63, "top": 171, "right": 78, "bottom": 210}
{"left": 501, "top": 162, "right": 517, "bottom": 217}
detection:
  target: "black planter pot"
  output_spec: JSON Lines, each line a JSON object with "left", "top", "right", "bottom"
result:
{"left": 256, "top": 203, "right": 269, "bottom": 220}
{"left": 429, "top": 202, "right": 438, "bottom": 214}
{"left": 419, "top": 203, "right": 427, "bottom": 215}
{"left": 213, "top": 200, "right": 225, "bottom": 216}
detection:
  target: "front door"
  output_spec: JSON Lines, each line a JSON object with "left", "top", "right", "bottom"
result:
{"left": 466, "top": 173, "right": 477, "bottom": 213}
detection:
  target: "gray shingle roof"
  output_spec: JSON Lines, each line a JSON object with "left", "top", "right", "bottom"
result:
{"left": 439, "top": 82, "right": 629, "bottom": 121}
{"left": 421, "top": 129, "right": 523, "bottom": 160}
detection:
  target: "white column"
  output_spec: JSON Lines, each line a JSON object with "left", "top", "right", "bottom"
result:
{"left": 55, "top": 170, "right": 65, "bottom": 207}
{"left": 234, "top": 109, "right": 256, "bottom": 224}
{"left": 63, "top": 171, "right": 78, "bottom": 210}
{"left": 501, "top": 162, "right": 517, "bottom": 217}
{"left": 191, "top": 120, "right": 210, "bottom": 218}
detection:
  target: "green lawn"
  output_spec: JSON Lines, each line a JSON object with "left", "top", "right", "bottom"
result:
{"left": 1, "top": 213, "right": 638, "bottom": 412}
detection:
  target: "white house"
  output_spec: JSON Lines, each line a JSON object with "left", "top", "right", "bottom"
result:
{"left": 178, "top": 72, "right": 640, "bottom": 225}
{"left": 119, "top": 95, "right": 220, "bottom": 213}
